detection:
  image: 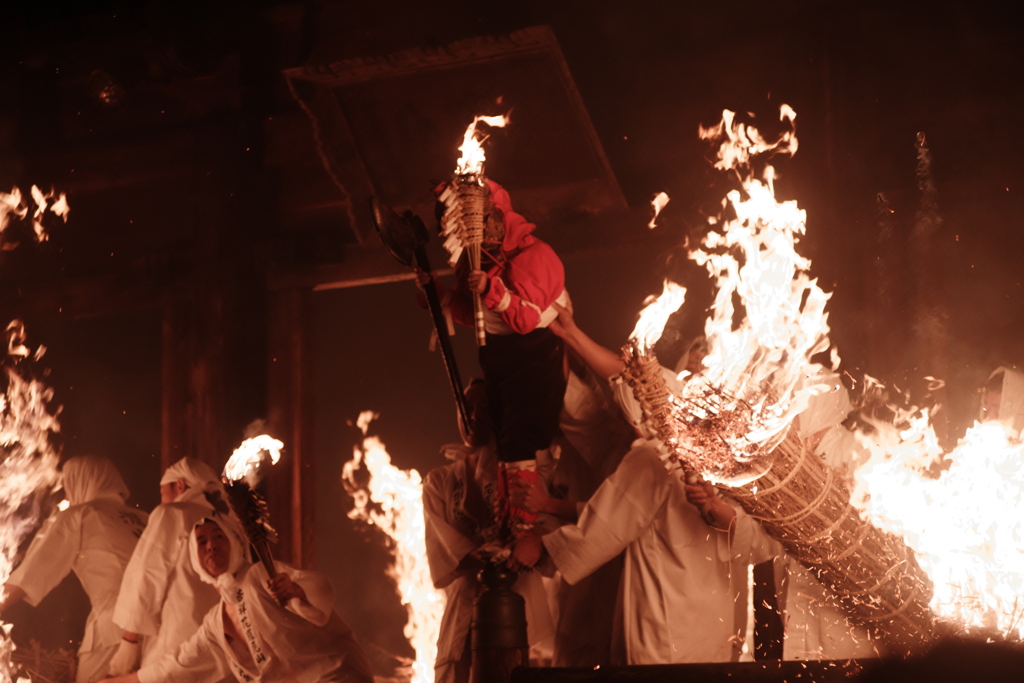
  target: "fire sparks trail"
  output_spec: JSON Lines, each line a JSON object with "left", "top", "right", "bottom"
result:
{"left": 1, "top": 322, "right": 62, "bottom": 683}
{"left": 342, "top": 412, "right": 444, "bottom": 683}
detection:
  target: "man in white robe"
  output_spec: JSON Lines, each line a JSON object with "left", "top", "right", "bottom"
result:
{"left": 515, "top": 303, "right": 772, "bottom": 664}
{"left": 0, "top": 456, "right": 148, "bottom": 682}
{"left": 108, "top": 457, "right": 226, "bottom": 675}
{"left": 423, "top": 380, "right": 553, "bottom": 683}
{"left": 776, "top": 371, "right": 881, "bottom": 660}
{"left": 102, "top": 515, "right": 373, "bottom": 683}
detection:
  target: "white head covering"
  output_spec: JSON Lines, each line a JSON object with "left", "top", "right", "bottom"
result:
{"left": 189, "top": 513, "right": 251, "bottom": 597}
{"left": 160, "top": 457, "right": 227, "bottom": 507}
{"left": 985, "top": 367, "right": 1024, "bottom": 438}
{"left": 62, "top": 455, "right": 130, "bottom": 506}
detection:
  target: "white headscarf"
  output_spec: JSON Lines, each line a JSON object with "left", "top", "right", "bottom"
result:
{"left": 62, "top": 455, "right": 130, "bottom": 506}
{"left": 986, "top": 367, "right": 1024, "bottom": 438}
{"left": 188, "top": 513, "right": 251, "bottom": 597}
{"left": 161, "top": 457, "right": 227, "bottom": 508}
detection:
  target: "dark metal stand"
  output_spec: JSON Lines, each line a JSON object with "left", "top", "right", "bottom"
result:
{"left": 470, "top": 564, "right": 529, "bottom": 683}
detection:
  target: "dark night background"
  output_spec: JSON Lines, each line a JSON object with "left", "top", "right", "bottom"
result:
{"left": 1, "top": 0, "right": 1022, "bottom": 672}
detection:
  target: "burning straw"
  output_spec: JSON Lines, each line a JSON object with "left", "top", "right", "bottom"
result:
{"left": 621, "top": 106, "right": 936, "bottom": 654}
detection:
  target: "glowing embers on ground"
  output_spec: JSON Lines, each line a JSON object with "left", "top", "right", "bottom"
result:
{"left": 851, "top": 399, "right": 1024, "bottom": 640}
{"left": 1, "top": 322, "right": 62, "bottom": 683}
{"left": 343, "top": 412, "right": 445, "bottom": 683}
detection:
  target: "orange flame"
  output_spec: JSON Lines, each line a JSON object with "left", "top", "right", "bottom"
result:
{"left": 629, "top": 280, "right": 686, "bottom": 355}
{"left": 1, "top": 321, "right": 62, "bottom": 683}
{"left": 683, "top": 106, "right": 832, "bottom": 456}
{"left": 223, "top": 435, "right": 283, "bottom": 487}
{"left": 850, "top": 394, "right": 1024, "bottom": 639}
{"left": 0, "top": 185, "right": 69, "bottom": 243}
{"left": 342, "top": 411, "right": 445, "bottom": 683}
{"left": 455, "top": 114, "right": 509, "bottom": 176}
{"left": 648, "top": 191, "right": 670, "bottom": 229}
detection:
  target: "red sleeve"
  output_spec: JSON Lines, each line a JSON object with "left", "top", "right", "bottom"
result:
{"left": 482, "top": 242, "right": 565, "bottom": 334}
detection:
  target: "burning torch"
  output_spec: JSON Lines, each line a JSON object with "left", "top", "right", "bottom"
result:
{"left": 437, "top": 114, "right": 509, "bottom": 347}
{"left": 222, "top": 435, "right": 284, "bottom": 583}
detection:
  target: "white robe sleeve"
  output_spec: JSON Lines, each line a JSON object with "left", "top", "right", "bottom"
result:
{"left": 543, "top": 440, "right": 671, "bottom": 585}
{"left": 259, "top": 561, "right": 335, "bottom": 627}
{"left": 8, "top": 510, "right": 81, "bottom": 606}
{"left": 136, "top": 604, "right": 226, "bottom": 683}
{"left": 112, "top": 505, "right": 185, "bottom": 635}
{"left": 717, "top": 498, "right": 782, "bottom": 566}
{"left": 423, "top": 467, "right": 478, "bottom": 589}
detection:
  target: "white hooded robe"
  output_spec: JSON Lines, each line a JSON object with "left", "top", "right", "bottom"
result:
{"left": 542, "top": 438, "right": 772, "bottom": 664}
{"left": 112, "top": 457, "right": 225, "bottom": 667}
{"left": 9, "top": 456, "right": 148, "bottom": 683}
{"left": 136, "top": 514, "right": 373, "bottom": 683}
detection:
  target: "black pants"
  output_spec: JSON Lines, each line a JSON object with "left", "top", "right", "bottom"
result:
{"left": 480, "top": 328, "right": 566, "bottom": 463}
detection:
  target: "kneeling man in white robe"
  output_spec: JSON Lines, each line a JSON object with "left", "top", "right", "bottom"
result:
{"left": 102, "top": 514, "right": 373, "bottom": 683}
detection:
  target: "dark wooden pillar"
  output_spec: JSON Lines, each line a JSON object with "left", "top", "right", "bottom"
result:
{"left": 265, "top": 288, "right": 315, "bottom": 568}
{"left": 752, "top": 560, "right": 784, "bottom": 660}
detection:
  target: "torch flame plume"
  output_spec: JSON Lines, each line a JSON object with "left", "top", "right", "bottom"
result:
{"left": 656, "top": 105, "right": 834, "bottom": 480}
{"left": 223, "top": 435, "right": 283, "bottom": 487}
{"left": 342, "top": 411, "right": 445, "bottom": 683}
{"left": 455, "top": 114, "right": 509, "bottom": 177}
{"left": 1, "top": 321, "right": 62, "bottom": 683}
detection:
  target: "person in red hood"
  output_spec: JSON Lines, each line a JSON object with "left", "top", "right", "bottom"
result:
{"left": 420, "top": 178, "right": 571, "bottom": 537}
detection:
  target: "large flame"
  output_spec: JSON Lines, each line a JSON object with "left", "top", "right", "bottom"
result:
{"left": 1, "top": 321, "right": 62, "bottom": 683}
{"left": 638, "top": 105, "right": 1024, "bottom": 641}
{"left": 850, "top": 395, "right": 1024, "bottom": 639}
{"left": 691, "top": 107, "right": 831, "bottom": 445}
{"left": 342, "top": 411, "right": 444, "bottom": 683}
{"left": 0, "top": 184, "right": 69, "bottom": 682}
{"left": 455, "top": 114, "right": 509, "bottom": 176}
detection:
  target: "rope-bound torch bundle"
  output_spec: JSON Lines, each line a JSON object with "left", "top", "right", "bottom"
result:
{"left": 223, "top": 479, "right": 279, "bottom": 579}
{"left": 438, "top": 178, "right": 488, "bottom": 346}
{"left": 222, "top": 434, "right": 284, "bottom": 582}
{"left": 437, "top": 114, "right": 508, "bottom": 347}
{"left": 619, "top": 344, "right": 936, "bottom": 655}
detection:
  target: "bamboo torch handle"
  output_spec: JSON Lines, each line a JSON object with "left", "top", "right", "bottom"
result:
{"left": 253, "top": 541, "right": 287, "bottom": 606}
{"left": 470, "top": 242, "right": 486, "bottom": 347}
